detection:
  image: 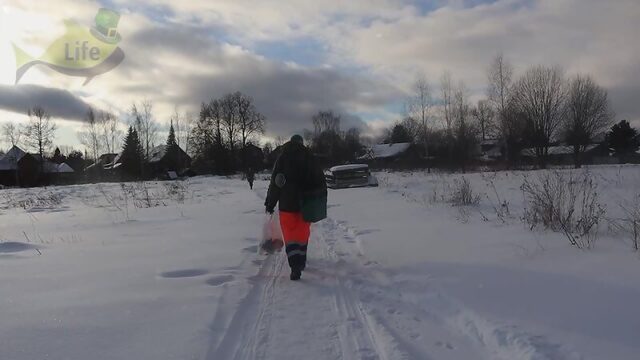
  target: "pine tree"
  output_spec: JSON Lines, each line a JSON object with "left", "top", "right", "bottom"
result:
{"left": 607, "top": 120, "right": 639, "bottom": 156}
{"left": 165, "top": 122, "right": 181, "bottom": 171}
{"left": 166, "top": 122, "right": 177, "bottom": 148}
{"left": 51, "top": 147, "right": 66, "bottom": 164}
{"left": 120, "top": 126, "right": 144, "bottom": 178}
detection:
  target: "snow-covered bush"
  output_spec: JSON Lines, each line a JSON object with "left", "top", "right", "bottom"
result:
{"left": 484, "top": 176, "right": 511, "bottom": 224}
{"left": 123, "top": 182, "right": 167, "bottom": 208}
{"left": 449, "top": 177, "right": 480, "bottom": 206}
{"left": 162, "top": 180, "right": 191, "bottom": 204}
{"left": 1, "top": 190, "right": 63, "bottom": 211}
{"left": 611, "top": 194, "right": 640, "bottom": 251}
{"left": 521, "top": 171, "right": 605, "bottom": 249}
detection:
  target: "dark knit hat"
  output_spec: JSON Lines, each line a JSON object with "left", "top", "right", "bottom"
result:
{"left": 290, "top": 134, "right": 304, "bottom": 144}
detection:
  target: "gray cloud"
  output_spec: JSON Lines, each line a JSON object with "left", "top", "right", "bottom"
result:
{"left": 324, "top": 0, "right": 640, "bottom": 123}
{"left": 184, "top": 67, "right": 398, "bottom": 136}
{"left": 0, "top": 85, "right": 92, "bottom": 121}
{"left": 111, "top": 25, "right": 403, "bottom": 137}
{"left": 609, "top": 83, "right": 640, "bottom": 127}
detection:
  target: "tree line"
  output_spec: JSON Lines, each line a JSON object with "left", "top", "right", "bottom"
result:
{"left": 189, "top": 91, "right": 266, "bottom": 174}
{"left": 3, "top": 59, "right": 639, "bottom": 178}
{"left": 391, "top": 54, "right": 637, "bottom": 169}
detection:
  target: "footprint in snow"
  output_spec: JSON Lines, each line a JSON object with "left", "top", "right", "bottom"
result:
{"left": 242, "top": 245, "right": 259, "bottom": 253}
{"left": 0, "top": 242, "right": 36, "bottom": 253}
{"left": 435, "top": 341, "right": 455, "bottom": 350}
{"left": 160, "top": 269, "right": 209, "bottom": 278}
{"left": 356, "top": 229, "right": 380, "bottom": 236}
{"left": 206, "top": 274, "right": 235, "bottom": 286}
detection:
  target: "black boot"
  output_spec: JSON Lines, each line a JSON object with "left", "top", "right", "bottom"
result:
{"left": 300, "top": 254, "right": 307, "bottom": 271}
{"left": 290, "top": 267, "right": 302, "bottom": 281}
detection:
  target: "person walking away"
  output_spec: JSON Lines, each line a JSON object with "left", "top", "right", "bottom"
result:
{"left": 246, "top": 168, "right": 255, "bottom": 189}
{"left": 264, "top": 135, "right": 327, "bottom": 280}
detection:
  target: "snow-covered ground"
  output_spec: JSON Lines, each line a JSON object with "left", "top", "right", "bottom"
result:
{"left": 1, "top": 166, "right": 639, "bottom": 360}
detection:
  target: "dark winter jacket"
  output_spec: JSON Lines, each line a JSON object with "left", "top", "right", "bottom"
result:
{"left": 264, "top": 141, "right": 325, "bottom": 213}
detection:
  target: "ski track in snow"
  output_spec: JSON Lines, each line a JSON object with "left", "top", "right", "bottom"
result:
{"left": 203, "top": 187, "right": 583, "bottom": 360}
{"left": 204, "top": 212, "right": 463, "bottom": 358}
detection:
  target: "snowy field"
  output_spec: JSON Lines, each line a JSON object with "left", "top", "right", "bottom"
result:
{"left": 1, "top": 166, "right": 639, "bottom": 360}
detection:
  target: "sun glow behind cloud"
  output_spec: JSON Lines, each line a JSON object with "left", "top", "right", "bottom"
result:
{"left": 0, "top": 5, "right": 69, "bottom": 86}
{"left": 0, "top": 6, "right": 16, "bottom": 85}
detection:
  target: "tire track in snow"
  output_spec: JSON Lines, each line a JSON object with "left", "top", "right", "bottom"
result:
{"left": 232, "top": 183, "right": 583, "bottom": 360}
{"left": 317, "top": 218, "right": 434, "bottom": 360}
{"left": 217, "top": 184, "right": 450, "bottom": 359}
{"left": 323, "top": 216, "right": 584, "bottom": 360}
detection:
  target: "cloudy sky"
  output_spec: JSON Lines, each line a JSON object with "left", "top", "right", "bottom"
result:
{"left": 0, "top": 0, "right": 638, "bottom": 151}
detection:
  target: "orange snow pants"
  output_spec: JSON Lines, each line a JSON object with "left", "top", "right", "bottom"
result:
{"left": 279, "top": 211, "right": 310, "bottom": 270}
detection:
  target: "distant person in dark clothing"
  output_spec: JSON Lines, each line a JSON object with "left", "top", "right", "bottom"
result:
{"left": 265, "top": 134, "right": 326, "bottom": 280}
{"left": 246, "top": 168, "right": 255, "bottom": 189}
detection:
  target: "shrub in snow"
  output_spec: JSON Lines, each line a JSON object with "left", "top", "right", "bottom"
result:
{"left": 521, "top": 171, "right": 605, "bottom": 249}
{"left": 611, "top": 194, "right": 640, "bottom": 251}
{"left": 2, "top": 190, "right": 63, "bottom": 211}
{"left": 125, "top": 182, "right": 167, "bottom": 209}
{"left": 449, "top": 177, "right": 480, "bottom": 206}
{"left": 484, "top": 176, "right": 511, "bottom": 224}
{"left": 163, "top": 180, "right": 191, "bottom": 204}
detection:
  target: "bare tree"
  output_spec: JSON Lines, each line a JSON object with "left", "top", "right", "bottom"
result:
{"left": 310, "top": 110, "right": 347, "bottom": 163}
{"left": 564, "top": 74, "right": 614, "bottom": 167}
{"left": 220, "top": 93, "right": 239, "bottom": 154}
{"left": 77, "top": 108, "right": 102, "bottom": 162}
{"left": 131, "top": 100, "right": 158, "bottom": 160}
{"left": 312, "top": 110, "right": 341, "bottom": 135}
{"left": 487, "top": 53, "right": 515, "bottom": 161}
{"left": 512, "top": 65, "right": 568, "bottom": 168}
{"left": 440, "top": 71, "right": 455, "bottom": 136}
{"left": 471, "top": 99, "right": 495, "bottom": 141}
{"left": 2, "top": 122, "right": 22, "bottom": 147}
{"left": 453, "top": 81, "right": 471, "bottom": 126}
{"left": 407, "top": 74, "right": 432, "bottom": 156}
{"left": 233, "top": 92, "right": 266, "bottom": 150}
{"left": 100, "top": 110, "right": 121, "bottom": 155}
{"left": 172, "top": 108, "right": 195, "bottom": 155}
{"left": 452, "top": 81, "right": 479, "bottom": 170}
{"left": 190, "top": 102, "right": 215, "bottom": 161}
{"left": 23, "top": 107, "right": 57, "bottom": 172}
{"left": 400, "top": 116, "right": 420, "bottom": 142}
{"left": 205, "top": 99, "right": 225, "bottom": 150}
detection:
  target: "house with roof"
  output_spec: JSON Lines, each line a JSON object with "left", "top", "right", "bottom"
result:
{"left": 358, "top": 142, "right": 422, "bottom": 168}
{"left": 479, "top": 139, "right": 503, "bottom": 160}
{"left": 520, "top": 143, "right": 610, "bottom": 165}
{"left": 0, "top": 146, "right": 75, "bottom": 187}
{"left": 148, "top": 144, "right": 191, "bottom": 177}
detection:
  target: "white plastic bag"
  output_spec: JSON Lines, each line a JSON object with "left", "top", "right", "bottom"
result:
{"left": 259, "top": 212, "right": 284, "bottom": 254}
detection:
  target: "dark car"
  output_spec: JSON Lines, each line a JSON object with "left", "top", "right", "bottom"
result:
{"left": 324, "top": 164, "right": 378, "bottom": 189}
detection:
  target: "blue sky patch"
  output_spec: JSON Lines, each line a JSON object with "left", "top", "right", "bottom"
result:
{"left": 253, "top": 37, "right": 327, "bottom": 67}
